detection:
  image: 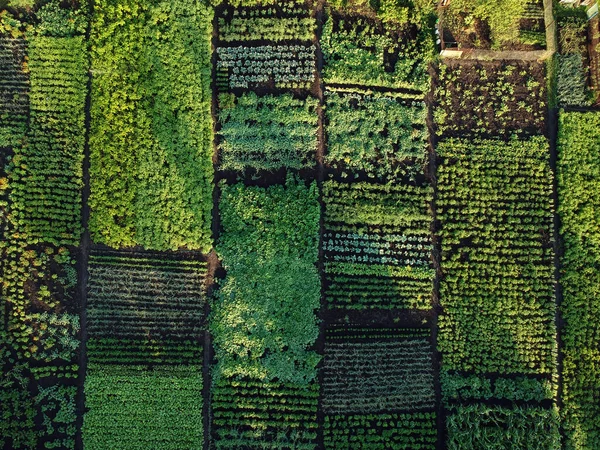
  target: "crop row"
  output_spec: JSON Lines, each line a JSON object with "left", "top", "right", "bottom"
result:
{"left": 87, "top": 252, "right": 206, "bottom": 340}
{"left": 212, "top": 379, "right": 318, "bottom": 450}
{"left": 325, "top": 89, "right": 428, "bottom": 180}
{"left": 323, "top": 180, "right": 434, "bottom": 310}
{"left": 218, "top": 92, "right": 318, "bottom": 171}
{"left": 218, "top": 15, "right": 316, "bottom": 42}
{"left": 0, "top": 38, "right": 28, "bottom": 147}
{"left": 324, "top": 412, "right": 437, "bottom": 450}
{"left": 557, "top": 111, "right": 600, "bottom": 448}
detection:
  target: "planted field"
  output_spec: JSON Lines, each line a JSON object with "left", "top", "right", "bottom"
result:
{"left": 4, "top": 0, "right": 600, "bottom": 448}
{"left": 83, "top": 365, "right": 203, "bottom": 450}
{"left": 216, "top": 44, "right": 316, "bottom": 91}
{"left": 10, "top": 36, "right": 86, "bottom": 246}
{"left": 212, "top": 379, "right": 319, "bottom": 449}
{"left": 323, "top": 326, "right": 437, "bottom": 449}
{"left": 211, "top": 179, "right": 320, "bottom": 448}
{"left": 325, "top": 89, "right": 428, "bottom": 179}
{"left": 89, "top": 0, "right": 214, "bottom": 251}
{"left": 86, "top": 251, "right": 207, "bottom": 362}
{"left": 84, "top": 250, "right": 206, "bottom": 447}
{"left": 436, "top": 137, "right": 556, "bottom": 375}
{"left": 218, "top": 4, "right": 316, "bottom": 42}
{"left": 436, "top": 136, "right": 558, "bottom": 446}
{"left": 433, "top": 61, "right": 547, "bottom": 138}
{"left": 218, "top": 92, "right": 318, "bottom": 171}
{"left": 321, "top": 11, "right": 433, "bottom": 92}
{"left": 557, "top": 111, "right": 600, "bottom": 449}
{"left": 323, "top": 180, "right": 434, "bottom": 310}
{"left": 446, "top": 404, "right": 560, "bottom": 450}
{"left": 0, "top": 38, "right": 28, "bottom": 147}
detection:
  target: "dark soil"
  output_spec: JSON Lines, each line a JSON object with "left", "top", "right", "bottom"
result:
{"left": 432, "top": 59, "right": 548, "bottom": 140}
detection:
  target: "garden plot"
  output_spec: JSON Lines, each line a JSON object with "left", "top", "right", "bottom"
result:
{"left": 325, "top": 89, "right": 428, "bottom": 180}
{"left": 217, "top": 92, "right": 318, "bottom": 171}
{"left": 322, "top": 326, "right": 437, "bottom": 449}
{"left": 323, "top": 180, "right": 434, "bottom": 310}
{"left": 86, "top": 250, "right": 207, "bottom": 365}
{"left": 433, "top": 61, "right": 547, "bottom": 139}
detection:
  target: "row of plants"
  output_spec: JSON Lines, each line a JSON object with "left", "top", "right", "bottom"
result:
{"left": 557, "top": 111, "right": 600, "bottom": 449}
{"left": 323, "top": 180, "right": 434, "bottom": 310}
{"left": 321, "top": 11, "right": 434, "bottom": 92}
{"left": 211, "top": 178, "right": 320, "bottom": 448}
{"left": 212, "top": 379, "right": 319, "bottom": 449}
{"left": 433, "top": 61, "right": 547, "bottom": 138}
{"left": 217, "top": 92, "right": 318, "bottom": 171}
{"left": 0, "top": 37, "right": 28, "bottom": 147}
{"left": 325, "top": 89, "right": 428, "bottom": 180}
{"left": 83, "top": 365, "right": 204, "bottom": 450}
{"left": 88, "top": 0, "right": 214, "bottom": 251}
{"left": 9, "top": 35, "right": 86, "bottom": 246}
{"left": 323, "top": 412, "right": 437, "bottom": 450}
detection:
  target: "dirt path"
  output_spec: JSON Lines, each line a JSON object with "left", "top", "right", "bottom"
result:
{"left": 440, "top": 48, "right": 549, "bottom": 61}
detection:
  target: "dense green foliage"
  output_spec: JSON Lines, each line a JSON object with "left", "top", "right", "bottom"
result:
{"left": 437, "top": 137, "right": 556, "bottom": 375}
{"left": 558, "top": 111, "right": 600, "bottom": 450}
{"left": 83, "top": 365, "right": 203, "bottom": 450}
{"left": 89, "top": 0, "right": 214, "bottom": 251}
{"left": 10, "top": 36, "right": 86, "bottom": 246}
{"left": 212, "top": 179, "right": 320, "bottom": 448}
{"left": 433, "top": 61, "right": 547, "bottom": 138}
{"left": 441, "top": 371, "right": 553, "bottom": 404}
{"left": 321, "top": 12, "right": 433, "bottom": 91}
{"left": 325, "top": 89, "right": 427, "bottom": 179}
{"left": 218, "top": 92, "right": 318, "bottom": 171}
{"left": 323, "top": 181, "right": 434, "bottom": 310}
{"left": 447, "top": 405, "right": 560, "bottom": 449}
